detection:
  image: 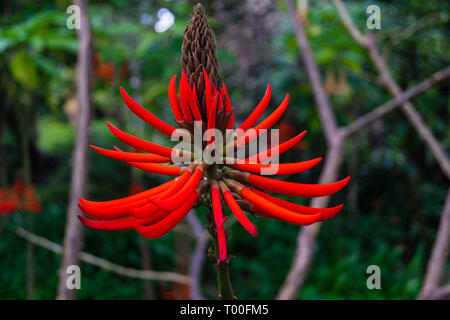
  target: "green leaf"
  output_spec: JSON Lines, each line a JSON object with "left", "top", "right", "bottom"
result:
{"left": 0, "top": 38, "right": 13, "bottom": 53}
{"left": 9, "top": 50, "right": 39, "bottom": 89}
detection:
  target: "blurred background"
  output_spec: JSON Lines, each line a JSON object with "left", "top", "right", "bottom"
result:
{"left": 0, "top": 0, "right": 449, "bottom": 299}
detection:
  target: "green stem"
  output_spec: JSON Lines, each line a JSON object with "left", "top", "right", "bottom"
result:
{"left": 215, "top": 258, "right": 234, "bottom": 300}
{"left": 211, "top": 219, "right": 234, "bottom": 300}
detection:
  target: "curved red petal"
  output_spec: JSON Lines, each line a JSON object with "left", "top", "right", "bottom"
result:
{"left": 236, "top": 93, "right": 289, "bottom": 147}
{"left": 240, "top": 187, "right": 321, "bottom": 226}
{"left": 248, "top": 174, "right": 351, "bottom": 197}
{"left": 120, "top": 87, "right": 176, "bottom": 136}
{"left": 134, "top": 193, "right": 198, "bottom": 239}
{"left": 106, "top": 121, "right": 174, "bottom": 157}
{"left": 168, "top": 75, "right": 184, "bottom": 121}
{"left": 148, "top": 167, "right": 203, "bottom": 210}
{"left": 126, "top": 162, "right": 182, "bottom": 176}
{"left": 220, "top": 182, "right": 258, "bottom": 237}
{"left": 239, "top": 84, "right": 271, "bottom": 132}
{"left": 91, "top": 145, "right": 170, "bottom": 163}
{"left": 78, "top": 199, "right": 147, "bottom": 220}
{"left": 78, "top": 215, "right": 134, "bottom": 231}
{"left": 251, "top": 188, "right": 344, "bottom": 219}
{"left": 245, "top": 131, "right": 306, "bottom": 163}
{"left": 179, "top": 71, "right": 193, "bottom": 121}
{"left": 131, "top": 168, "right": 193, "bottom": 218}
{"left": 211, "top": 182, "right": 228, "bottom": 262}
{"left": 228, "top": 157, "right": 322, "bottom": 175}
{"left": 79, "top": 180, "right": 173, "bottom": 208}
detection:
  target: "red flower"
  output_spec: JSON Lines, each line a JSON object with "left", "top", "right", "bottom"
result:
{"left": 0, "top": 180, "right": 42, "bottom": 215}
{"left": 0, "top": 188, "right": 19, "bottom": 215}
{"left": 78, "top": 69, "right": 350, "bottom": 264}
{"left": 93, "top": 52, "right": 115, "bottom": 83}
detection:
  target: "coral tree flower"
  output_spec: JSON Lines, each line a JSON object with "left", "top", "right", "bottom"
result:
{"left": 78, "top": 4, "right": 349, "bottom": 265}
{"left": 0, "top": 180, "right": 42, "bottom": 215}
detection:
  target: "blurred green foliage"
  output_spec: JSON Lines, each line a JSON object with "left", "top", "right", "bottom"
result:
{"left": 0, "top": 0, "right": 448, "bottom": 299}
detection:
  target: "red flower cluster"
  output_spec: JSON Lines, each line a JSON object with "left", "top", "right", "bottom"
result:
{"left": 92, "top": 52, "right": 130, "bottom": 83}
{"left": 78, "top": 70, "right": 350, "bottom": 263}
{"left": 0, "top": 180, "right": 42, "bottom": 215}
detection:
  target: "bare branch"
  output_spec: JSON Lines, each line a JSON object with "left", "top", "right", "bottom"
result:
{"left": 367, "top": 37, "right": 450, "bottom": 179}
{"left": 139, "top": 237, "right": 155, "bottom": 299}
{"left": 277, "top": 136, "right": 346, "bottom": 299}
{"left": 285, "top": 0, "right": 338, "bottom": 143}
{"left": 331, "top": 0, "right": 368, "bottom": 46}
{"left": 16, "top": 227, "right": 191, "bottom": 285}
{"left": 419, "top": 189, "right": 450, "bottom": 299}
{"left": 342, "top": 67, "right": 450, "bottom": 137}
{"left": 420, "top": 284, "right": 450, "bottom": 300}
{"left": 186, "top": 211, "right": 208, "bottom": 300}
{"left": 57, "top": 0, "right": 92, "bottom": 299}
{"left": 279, "top": 0, "right": 345, "bottom": 299}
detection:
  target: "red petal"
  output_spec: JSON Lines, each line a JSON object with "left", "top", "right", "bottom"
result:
{"left": 228, "top": 157, "right": 322, "bottom": 175}
{"left": 219, "top": 182, "right": 258, "bottom": 237}
{"left": 120, "top": 87, "right": 176, "bottom": 136}
{"left": 203, "top": 69, "right": 213, "bottom": 115}
{"left": 240, "top": 187, "right": 321, "bottom": 226}
{"left": 79, "top": 180, "right": 173, "bottom": 208}
{"left": 248, "top": 174, "right": 351, "bottom": 197}
{"left": 168, "top": 75, "right": 184, "bottom": 121}
{"left": 211, "top": 181, "right": 228, "bottom": 262}
{"left": 239, "top": 84, "right": 271, "bottom": 132}
{"left": 251, "top": 188, "right": 344, "bottom": 219}
{"left": 245, "top": 131, "right": 306, "bottom": 163}
{"left": 106, "top": 121, "right": 174, "bottom": 157}
{"left": 91, "top": 145, "right": 170, "bottom": 163}
{"left": 180, "top": 73, "right": 202, "bottom": 121}
{"left": 236, "top": 93, "right": 289, "bottom": 147}
{"left": 78, "top": 199, "right": 147, "bottom": 220}
{"left": 126, "top": 162, "right": 182, "bottom": 176}
{"left": 207, "top": 95, "right": 218, "bottom": 143}
{"left": 148, "top": 166, "right": 203, "bottom": 210}
{"left": 131, "top": 168, "right": 193, "bottom": 218}
{"left": 134, "top": 193, "right": 198, "bottom": 238}
{"left": 78, "top": 215, "right": 134, "bottom": 231}
{"left": 179, "top": 71, "right": 193, "bottom": 121}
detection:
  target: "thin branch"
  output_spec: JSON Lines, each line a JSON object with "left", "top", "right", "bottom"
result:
{"left": 277, "top": 136, "right": 346, "bottom": 299}
{"left": 16, "top": 227, "right": 191, "bottom": 285}
{"left": 419, "top": 188, "right": 450, "bottom": 299}
{"left": 279, "top": 0, "right": 346, "bottom": 300}
{"left": 342, "top": 67, "right": 450, "bottom": 137}
{"left": 421, "top": 284, "right": 450, "bottom": 300}
{"left": 186, "top": 210, "right": 208, "bottom": 300}
{"left": 331, "top": 0, "right": 368, "bottom": 46}
{"left": 286, "top": 0, "right": 338, "bottom": 143}
{"left": 58, "top": 0, "right": 92, "bottom": 299}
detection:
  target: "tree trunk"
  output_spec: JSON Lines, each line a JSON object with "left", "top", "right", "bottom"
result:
{"left": 418, "top": 189, "right": 450, "bottom": 299}
{"left": 277, "top": 135, "right": 346, "bottom": 299}
{"left": 57, "top": 0, "right": 92, "bottom": 300}
{"left": 139, "top": 237, "right": 155, "bottom": 299}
